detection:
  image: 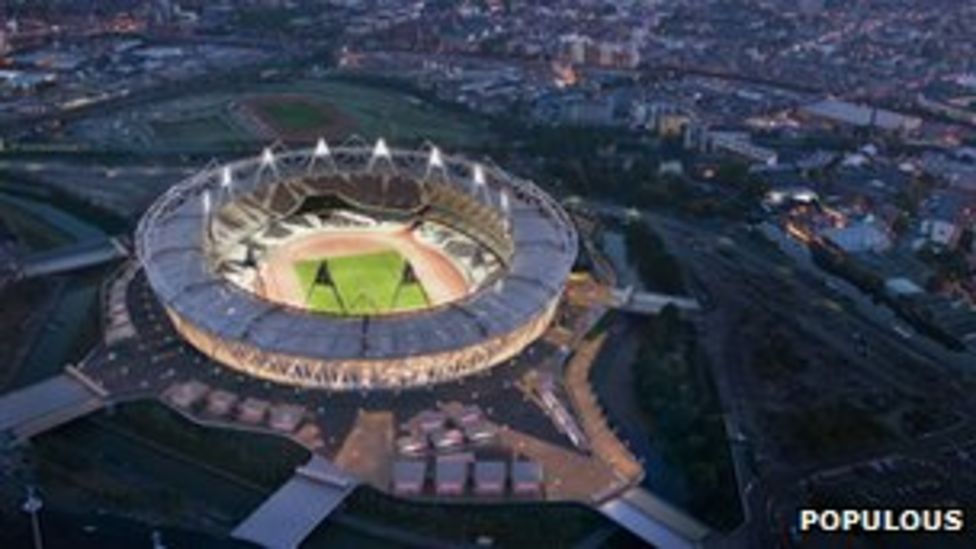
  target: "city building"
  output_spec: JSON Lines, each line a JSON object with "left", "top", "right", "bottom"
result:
{"left": 919, "top": 190, "right": 976, "bottom": 248}
{"left": 799, "top": 99, "right": 923, "bottom": 135}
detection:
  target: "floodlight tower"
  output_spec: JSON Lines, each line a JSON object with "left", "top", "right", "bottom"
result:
{"left": 499, "top": 190, "right": 511, "bottom": 231}
{"left": 258, "top": 146, "right": 279, "bottom": 181}
{"left": 222, "top": 165, "right": 233, "bottom": 188}
{"left": 472, "top": 163, "right": 490, "bottom": 204}
{"left": 315, "top": 137, "right": 330, "bottom": 157}
{"left": 473, "top": 163, "right": 486, "bottom": 185}
{"left": 202, "top": 190, "right": 214, "bottom": 243}
{"left": 308, "top": 137, "right": 335, "bottom": 173}
{"left": 425, "top": 146, "right": 447, "bottom": 180}
{"left": 367, "top": 137, "right": 393, "bottom": 172}
{"left": 220, "top": 165, "right": 234, "bottom": 201}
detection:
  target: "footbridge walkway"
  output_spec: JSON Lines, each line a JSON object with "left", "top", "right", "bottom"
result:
{"left": 609, "top": 286, "right": 701, "bottom": 315}
{"left": 232, "top": 455, "right": 359, "bottom": 549}
{"left": 599, "top": 486, "right": 714, "bottom": 549}
{"left": 0, "top": 367, "right": 108, "bottom": 442}
{"left": 19, "top": 236, "right": 130, "bottom": 279}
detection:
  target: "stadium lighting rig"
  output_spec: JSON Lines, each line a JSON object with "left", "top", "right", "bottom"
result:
{"left": 472, "top": 162, "right": 490, "bottom": 204}
{"left": 426, "top": 146, "right": 448, "bottom": 180}
{"left": 202, "top": 189, "right": 214, "bottom": 243}
{"left": 314, "top": 137, "right": 331, "bottom": 158}
{"left": 259, "top": 146, "right": 281, "bottom": 180}
{"left": 429, "top": 146, "right": 444, "bottom": 168}
{"left": 221, "top": 166, "right": 233, "bottom": 189}
{"left": 366, "top": 137, "right": 395, "bottom": 172}
{"left": 308, "top": 137, "right": 336, "bottom": 173}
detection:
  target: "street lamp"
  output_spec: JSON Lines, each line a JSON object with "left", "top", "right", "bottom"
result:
{"left": 22, "top": 486, "right": 44, "bottom": 549}
{"left": 151, "top": 530, "right": 167, "bottom": 549}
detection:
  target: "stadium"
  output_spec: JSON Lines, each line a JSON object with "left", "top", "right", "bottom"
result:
{"left": 136, "top": 140, "right": 577, "bottom": 390}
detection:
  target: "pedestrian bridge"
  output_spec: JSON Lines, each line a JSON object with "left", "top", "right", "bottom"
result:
{"left": 232, "top": 455, "right": 358, "bottom": 549}
{"left": 19, "top": 237, "right": 130, "bottom": 279}
{"left": 609, "top": 286, "right": 701, "bottom": 315}
{"left": 0, "top": 368, "right": 108, "bottom": 442}
{"left": 599, "top": 486, "right": 713, "bottom": 549}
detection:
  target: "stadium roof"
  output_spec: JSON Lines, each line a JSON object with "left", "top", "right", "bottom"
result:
{"left": 137, "top": 143, "right": 577, "bottom": 363}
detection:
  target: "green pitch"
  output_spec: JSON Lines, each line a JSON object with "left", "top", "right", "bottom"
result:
{"left": 294, "top": 250, "right": 429, "bottom": 315}
{"left": 256, "top": 100, "right": 333, "bottom": 133}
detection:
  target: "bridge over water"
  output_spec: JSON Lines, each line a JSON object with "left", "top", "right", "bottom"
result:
{"left": 0, "top": 368, "right": 108, "bottom": 443}
{"left": 599, "top": 486, "right": 714, "bottom": 549}
{"left": 18, "top": 237, "right": 130, "bottom": 279}
{"left": 609, "top": 286, "right": 701, "bottom": 315}
{"left": 232, "top": 455, "right": 358, "bottom": 549}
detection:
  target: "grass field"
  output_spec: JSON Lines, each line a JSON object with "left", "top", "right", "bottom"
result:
{"left": 78, "top": 77, "right": 492, "bottom": 151}
{"left": 305, "top": 80, "right": 492, "bottom": 147}
{"left": 149, "top": 114, "right": 249, "bottom": 147}
{"left": 295, "top": 250, "right": 428, "bottom": 315}
{"left": 253, "top": 99, "right": 335, "bottom": 133}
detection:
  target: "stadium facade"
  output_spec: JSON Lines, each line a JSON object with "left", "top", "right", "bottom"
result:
{"left": 136, "top": 140, "right": 577, "bottom": 390}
